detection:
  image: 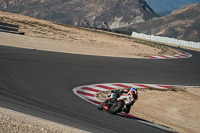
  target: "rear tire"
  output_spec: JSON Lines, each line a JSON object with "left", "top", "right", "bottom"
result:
{"left": 109, "top": 101, "right": 124, "bottom": 114}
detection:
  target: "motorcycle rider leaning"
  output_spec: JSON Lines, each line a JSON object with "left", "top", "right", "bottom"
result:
{"left": 98, "top": 87, "right": 138, "bottom": 114}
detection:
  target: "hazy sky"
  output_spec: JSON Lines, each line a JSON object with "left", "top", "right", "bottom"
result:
{"left": 146, "top": 0, "right": 200, "bottom": 15}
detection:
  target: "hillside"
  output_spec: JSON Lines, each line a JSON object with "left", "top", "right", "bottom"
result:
{"left": 118, "top": 3, "right": 200, "bottom": 42}
{"left": 0, "top": 0, "right": 158, "bottom": 29}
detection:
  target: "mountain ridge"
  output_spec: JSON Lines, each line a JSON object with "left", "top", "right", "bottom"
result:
{"left": 117, "top": 3, "right": 200, "bottom": 42}
{"left": 0, "top": 0, "right": 158, "bottom": 29}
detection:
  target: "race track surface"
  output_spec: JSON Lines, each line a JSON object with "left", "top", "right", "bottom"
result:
{"left": 0, "top": 45, "right": 200, "bottom": 133}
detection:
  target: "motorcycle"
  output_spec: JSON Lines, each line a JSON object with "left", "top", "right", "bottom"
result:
{"left": 98, "top": 91, "right": 134, "bottom": 114}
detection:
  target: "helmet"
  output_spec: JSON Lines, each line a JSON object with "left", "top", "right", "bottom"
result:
{"left": 128, "top": 87, "right": 138, "bottom": 101}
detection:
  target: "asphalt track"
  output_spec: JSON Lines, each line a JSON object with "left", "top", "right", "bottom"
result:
{"left": 0, "top": 45, "right": 200, "bottom": 133}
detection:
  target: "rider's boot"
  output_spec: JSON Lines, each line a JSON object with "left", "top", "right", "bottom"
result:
{"left": 122, "top": 107, "right": 130, "bottom": 114}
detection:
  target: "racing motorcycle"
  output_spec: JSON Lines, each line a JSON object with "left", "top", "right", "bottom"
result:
{"left": 98, "top": 90, "right": 134, "bottom": 114}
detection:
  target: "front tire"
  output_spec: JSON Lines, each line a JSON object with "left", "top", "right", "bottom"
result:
{"left": 109, "top": 101, "right": 124, "bottom": 114}
{"left": 98, "top": 102, "right": 104, "bottom": 110}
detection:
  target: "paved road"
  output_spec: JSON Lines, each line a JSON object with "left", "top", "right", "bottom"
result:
{"left": 0, "top": 45, "right": 200, "bottom": 133}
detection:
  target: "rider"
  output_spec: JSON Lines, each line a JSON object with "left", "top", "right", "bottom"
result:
{"left": 98, "top": 87, "right": 138, "bottom": 114}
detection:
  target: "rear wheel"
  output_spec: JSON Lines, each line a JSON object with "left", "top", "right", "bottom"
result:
{"left": 109, "top": 101, "right": 124, "bottom": 114}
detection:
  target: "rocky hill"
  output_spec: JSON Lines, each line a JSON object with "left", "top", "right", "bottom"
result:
{"left": 118, "top": 3, "right": 200, "bottom": 42}
{"left": 0, "top": 0, "right": 158, "bottom": 29}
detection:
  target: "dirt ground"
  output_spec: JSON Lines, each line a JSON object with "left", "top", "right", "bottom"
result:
{"left": 97, "top": 87, "right": 200, "bottom": 133}
{"left": 0, "top": 11, "right": 199, "bottom": 133}
{"left": 0, "top": 107, "right": 86, "bottom": 133}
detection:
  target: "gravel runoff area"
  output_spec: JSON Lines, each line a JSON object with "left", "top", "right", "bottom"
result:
{"left": 0, "top": 107, "right": 87, "bottom": 133}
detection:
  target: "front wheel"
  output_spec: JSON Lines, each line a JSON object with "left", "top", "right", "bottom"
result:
{"left": 109, "top": 101, "right": 124, "bottom": 114}
{"left": 98, "top": 102, "right": 104, "bottom": 110}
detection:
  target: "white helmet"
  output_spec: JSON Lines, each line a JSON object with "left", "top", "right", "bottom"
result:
{"left": 128, "top": 87, "right": 138, "bottom": 101}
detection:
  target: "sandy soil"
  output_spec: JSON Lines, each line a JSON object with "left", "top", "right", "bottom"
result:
{"left": 0, "top": 107, "right": 86, "bottom": 133}
{"left": 0, "top": 11, "right": 198, "bottom": 133}
{"left": 97, "top": 87, "right": 200, "bottom": 133}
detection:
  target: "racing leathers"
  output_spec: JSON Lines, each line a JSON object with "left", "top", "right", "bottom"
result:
{"left": 98, "top": 88, "right": 136, "bottom": 114}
